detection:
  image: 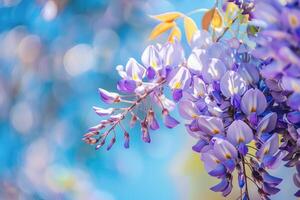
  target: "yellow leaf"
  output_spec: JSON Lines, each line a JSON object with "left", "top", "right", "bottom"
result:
{"left": 168, "top": 26, "right": 181, "bottom": 43}
{"left": 224, "top": 2, "right": 239, "bottom": 25}
{"left": 150, "top": 12, "right": 182, "bottom": 23}
{"left": 202, "top": 8, "right": 215, "bottom": 31}
{"left": 211, "top": 8, "right": 223, "bottom": 29}
{"left": 184, "top": 16, "right": 198, "bottom": 44}
{"left": 149, "top": 22, "right": 175, "bottom": 40}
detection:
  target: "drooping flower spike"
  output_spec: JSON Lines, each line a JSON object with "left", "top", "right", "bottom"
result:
{"left": 84, "top": 0, "right": 300, "bottom": 198}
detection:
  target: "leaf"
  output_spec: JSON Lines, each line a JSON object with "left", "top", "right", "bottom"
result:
{"left": 247, "top": 25, "right": 259, "bottom": 38}
{"left": 211, "top": 8, "right": 223, "bottom": 29}
{"left": 202, "top": 8, "right": 223, "bottom": 30}
{"left": 150, "top": 12, "right": 182, "bottom": 23}
{"left": 224, "top": 2, "right": 239, "bottom": 26}
{"left": 202, "top": 8, "right": 215, "bottom": 30}
{"left": 168, "top": 26, "right": 181, "bottom": 43}
{"left": 149, "top": 22, "right": 175, "bottom": 40}
{"left": 183, "top": 16, "right": 198, "bottom": 44}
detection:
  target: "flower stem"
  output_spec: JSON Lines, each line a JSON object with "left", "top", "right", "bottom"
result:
{"left": 216, "top": 16, "right": 239, "bottom": 42}
{"left": 242, "top": 156, "right": 250, "bottom": 200}
{"left": 99, "top": 78, "right": 167, "bottom": 141}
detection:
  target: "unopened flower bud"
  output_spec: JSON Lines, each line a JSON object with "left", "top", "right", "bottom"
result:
{"left": 95, "top": 140, "right": 106, "bottom": 150}
{"left": 93, "top": 106, "right": 114, "bottom": 116}
{"left": 124, "top": 132, "right": 130, "bottom": 149}
{"left": 107, "top": 137, "right": 116, "bottom": 151}
{"left": 98, "top": 88, "right": 120, "bottom": 104}
{"left": 130, "top": 115, "right": 138, "bottom": 127}
{"left": 141, "top": 121, "right": 150, "bottom": 143}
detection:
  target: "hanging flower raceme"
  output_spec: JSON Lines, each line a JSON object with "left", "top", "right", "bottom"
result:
{"left": 83, "top": 0, "right": 300, "bottom": 198}
{"left": 250, "top": 0, "right": 300, "bottom": 195}
{"left": 175, "top": 34, "right": 283, "bottom": 198}
{"left": 83, "top": 41, "right": 184, "bottom": 151}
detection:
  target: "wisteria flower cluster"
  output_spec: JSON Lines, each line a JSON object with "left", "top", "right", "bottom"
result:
{"left": 83, "top": 0, "right": 300, "bottom": 199}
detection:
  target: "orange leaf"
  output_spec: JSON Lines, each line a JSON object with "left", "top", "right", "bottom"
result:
{"left": 168, "top": 26, "right": 181, "bottom": 43}
{"left": 211, "top": 8, "right": 223, "bottom": 29}
{"left": 149, "top": 22, "right": 175, "bottom": 40}
{"left": 183, "top": 16, "right": 198, "bottom": 44}
{"left": 150, "top": 12, "right": 182, "bottom": 23}
{"left": 202, "top": 8, "right": 215, "bottom": 31}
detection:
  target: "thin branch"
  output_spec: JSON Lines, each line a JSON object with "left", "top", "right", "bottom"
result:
{"left": 247, "top": 145, "right": 258, "bottom": 151}
{"left": 242, "top": 156, "right": 251, "bottom": 200}
{"left": 247, "top": 176, "right": 261, "bottom": 189}
{"left": 98, "top": 79, "right": 167, "bottom": 141}
{"left": 216, "top": 16, "right": 239, "bottom": 42}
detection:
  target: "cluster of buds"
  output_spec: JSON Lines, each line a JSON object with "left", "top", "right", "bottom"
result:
{"left": 83, "top": 41, "right": 185, "bottom": 151}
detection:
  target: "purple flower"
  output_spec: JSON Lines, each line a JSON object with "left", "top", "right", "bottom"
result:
{"left": 178, "top": 100, "right": 200, "bottom": 120}
{"left": 220, "top": 71, "right": 247, "bottom": 98}
{"left": 213, "top": 137, "right": 238, "bottom": 163}
{"left": 237, "top": 63, "right": 260, "bottom": 85}
{"left": 190, "top": 76, "right": 207, "bottom": 99}
{"left": 241, "top": 88, "right": 267, "bottom": 116}
{"left": 168, "top": 67, "right": 191, "bottom": 90}
{"left": 281, "top": 76, "right": 300, "bottom": 93}
{"left": 168, "top": 66, "right": 191, "bottom": 101}
{"left": 125, "top": 58, "right": 146, "bottom": 81}
{"left": 117, "top": 58, "right": 146, "bottom": 82}
{"left": 162, "top": 109, "right": 179, "bottom": 128}
{"left": 141, "top": 45, "right": 162, "bottom": 70}
{"left": 160, "top": 40, "right": 185, "bottom": 67}
{"left": 190, "top": 30, "right": 212, "bottom": 49}
{"left": 253, "top": 1, "right": 279, "bottom": 24}
{"left": 202, "top": 58, "right": 227, "bottom": 83}
{"left": 187, "top": 48, "right": 206, "bottom": 75}
{"left": 197, "top": 116, "right": 224, "bottom": 136}
{"left": 262, "top": 182, "right": 280, "bottom": 195}
{"left": 117, "top": 79, "right": 137, "bottom": 93}
{"left": 147, "top": 109, "right": 160, "bottom": 130}
{"left": 124, "top": 132, "right": 130, "bottom": 149}
{"left": 287, "top": 111, "right": 300, "bottom": 124}
{"left": 227, "top": 120, "right": 253, "bottom": 146}
{"left": 287, "top": 93, "right": 300, "bottom": 110}
{"left": 256, "top": 134, "right": 279, "bottom": 168}
{"left": 210, "top": 178, "right": 229, "bottom": 192}
{"left": 294, "top": 162, "right": 300, "bottom": 197}
{"left": 201, "top": 149, "right": 223, "bottom": 175}
{"left": 172, "top": 89, "right": 183, "bottom": 102}
{"left": 192, "top": 139, "right": 208, "bottom": 152}
{"left": 256, "top": 112, "right": 277, "bottom": 137}
{"left": 98, "top": 88, "right": 120, "bottom": 104}
{"left": 85, "top": 1, "right": 300, "bottom": 196}
{"left": 263, "top": 171, "right": 282, "bottom": 186}
{"left": 93, "top": 106, "right": 114, "bottom": 116}
{"left": 141, "top": 120, "right": 151, "bottom": 143}
{"left": 282, "top": 8, "right": 300, "bottom": 30}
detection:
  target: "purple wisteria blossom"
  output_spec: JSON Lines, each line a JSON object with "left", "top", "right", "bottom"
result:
{"left": 84, "top": 0, "right": 300, "bottom": 198}
{"left": 84, "top": 41, "right": 183, "bottom": 150}
{"left": 251, "top": 0, "right": 300, "bottom": 196}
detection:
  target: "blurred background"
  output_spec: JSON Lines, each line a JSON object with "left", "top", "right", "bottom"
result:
{"left": 0, "top": 0, "right": 296, "bottom": 199}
